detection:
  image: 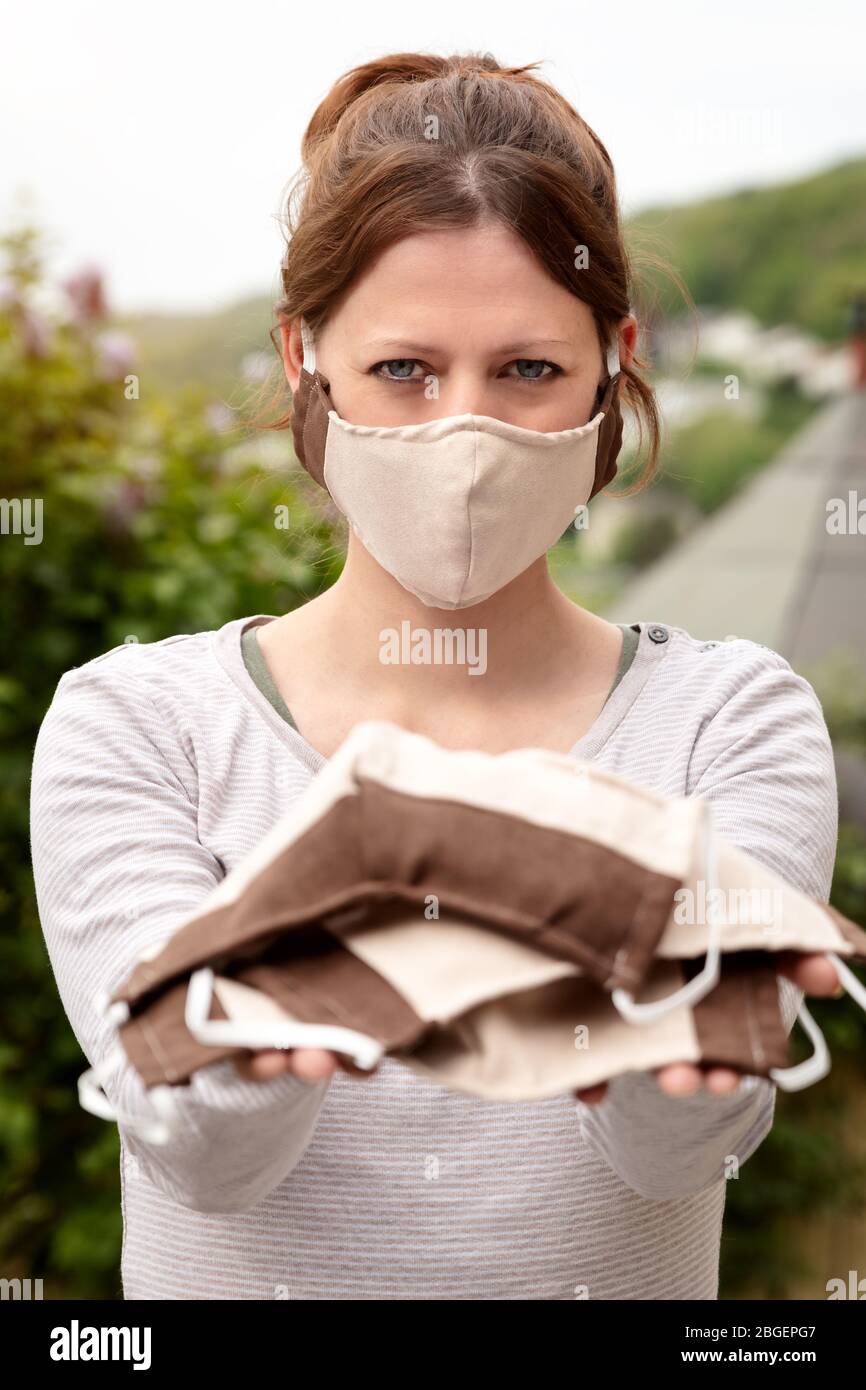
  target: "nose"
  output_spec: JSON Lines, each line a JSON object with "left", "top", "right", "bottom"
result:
{"left": 429, "top": 369, "right": 491, "bottom": 421}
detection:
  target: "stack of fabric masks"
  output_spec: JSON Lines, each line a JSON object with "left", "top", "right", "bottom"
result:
{"left": 79, "top": 720, "right": 866, "bottom": 1144}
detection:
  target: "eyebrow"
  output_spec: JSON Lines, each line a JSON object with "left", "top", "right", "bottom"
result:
{"left": 361, "top": 337, "right": 576, "bottom": 356}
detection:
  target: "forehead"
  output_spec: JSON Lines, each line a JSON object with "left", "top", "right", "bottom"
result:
{"left": 333, "top": 223, "right": 593, "bottom": 346}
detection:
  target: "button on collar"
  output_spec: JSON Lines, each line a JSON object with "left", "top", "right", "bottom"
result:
{"left": 647, "top": 624, "right": 669, "bottom": 643}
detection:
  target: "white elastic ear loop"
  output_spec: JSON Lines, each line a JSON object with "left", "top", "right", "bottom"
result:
{"left": 78, "top": 993, "right": 179, "bottom": 1145}
{"left": 825, "top": 952, "right": 866, "bottom": 1013}
{"left": 299, "top": 317, "right": 316, "bottom": 373}
{"left": 768, "top": 999, "right": 831, "bottom": 1091}
{"left": 605, "top": 338, "right": 621, "bottom": 377}
{"left": 611, "top": 799, "right": 722, "bottom": 1024}
{"left": 184, "top": 967, "right": 384, "bottom": 1071}
{"left": 764, "top": 949, "right": 866, "bottom": 1092}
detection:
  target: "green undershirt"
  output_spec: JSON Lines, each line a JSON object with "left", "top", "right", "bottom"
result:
{"left": 240, "top": 621, "right": 640, "bottom": 733}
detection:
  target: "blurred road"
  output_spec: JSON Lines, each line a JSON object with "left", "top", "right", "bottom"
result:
{"left": 607, "top": 390, "right": 866, "bottom": 672}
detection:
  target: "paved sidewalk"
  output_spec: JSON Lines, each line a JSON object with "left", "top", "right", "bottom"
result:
{"left": 606, "top": 391, "right": 866, "bottom": 675}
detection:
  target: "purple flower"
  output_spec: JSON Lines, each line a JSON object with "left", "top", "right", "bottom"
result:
{"left": 61, "top": 263, "right": 108, "bottom": 324}
{"left": 95, "top": 330, "right": 137, "bottom": 380}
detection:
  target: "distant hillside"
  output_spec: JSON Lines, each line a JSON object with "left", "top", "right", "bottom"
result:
{"left": 629, "top": 155, "right": 866, "bottom": 340}
{"left": 119, "top": 154, "right": 866, "bottom": 399}
{"left": 114, "top": 294, "right": 277, "bottom": 406}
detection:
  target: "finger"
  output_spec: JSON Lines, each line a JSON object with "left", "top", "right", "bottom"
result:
{"left": 233, "top": 1050, "right": 294, "bottom": 1081}
{"left": 654, "top": 1062, "right": 704, "bottom": 1096}
{"left": 776, "top": 952, "right": 843, "bottom": 996}
{"left": 286, "top": 1048, "right": 342, "bottom": 1082}
{"left": 702, "top": 1066, "right": 742, "bottom": 1096}
{"left": 235, "top": 1048, "right": 340, "bottom": 1083}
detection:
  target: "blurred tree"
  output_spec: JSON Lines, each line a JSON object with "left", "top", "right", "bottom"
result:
{"left": 633, "top": 155, "right": 866, "bottom": 341}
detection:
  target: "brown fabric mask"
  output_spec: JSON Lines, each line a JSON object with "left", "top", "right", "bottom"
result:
{"left": 76, "top": 721, "right": 866, "bottom": 1140}
{"left": 290, "top": 331, "right": 624, "bottom": 501}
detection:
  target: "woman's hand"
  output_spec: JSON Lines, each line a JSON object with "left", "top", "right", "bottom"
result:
{"left": 231, "top": 953, "right": 846, "bottom": 1093}
{"left": 232, "top": 1048, "right": 376, "bottom": 1083}
{"left": 575, "top": 952, "right": 845, "bottom": 1105}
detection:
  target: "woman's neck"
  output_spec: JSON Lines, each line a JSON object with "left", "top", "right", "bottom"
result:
{"left": 259, "top": 539, "right": 621, "bottom": 722}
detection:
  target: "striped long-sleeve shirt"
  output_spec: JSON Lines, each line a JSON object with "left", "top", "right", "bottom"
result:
{"left": 28, "top": 614, "right": 836, "bottom": 1300}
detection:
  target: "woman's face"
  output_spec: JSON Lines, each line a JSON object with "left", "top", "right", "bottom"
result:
{"left": 281, "top": 221, "right": 635, "bottom": 431}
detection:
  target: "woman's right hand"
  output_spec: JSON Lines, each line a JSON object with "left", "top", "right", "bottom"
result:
{"left": 232, "top": 1048, "right": 377, "bottom": 1083}
{"left": 576, "top": 950, "right": 846, "bottom": 1105}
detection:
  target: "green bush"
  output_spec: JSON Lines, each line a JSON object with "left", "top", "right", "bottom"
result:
{"left": 661, "top": 383, "right": 816, "bottom": 516}
{"left": 609, "top": 510, "right": 680, "bottom": 569}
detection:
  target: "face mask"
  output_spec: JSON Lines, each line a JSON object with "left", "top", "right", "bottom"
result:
{"left": 77, "top": 721, "right": 866, "bottom": 1141}
{"left": 289, "top": 318, "right": 624, "bottom": 609}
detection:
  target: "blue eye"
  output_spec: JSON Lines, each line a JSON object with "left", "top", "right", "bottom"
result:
{"left": 370, "top": 357, "right": 562, "bottom": 384}
{"left": 372, "top": 359, "right": 420, "bottom": 381}
{"left": 510, "top": 359, "right": 560, "bottom": 380}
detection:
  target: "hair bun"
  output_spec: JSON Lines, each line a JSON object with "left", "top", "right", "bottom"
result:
{"left": 302, "top": 51, "right": 528, "bottom": 156}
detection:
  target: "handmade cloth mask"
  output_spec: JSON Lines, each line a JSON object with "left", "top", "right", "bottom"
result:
{"left": 288, "top": 318, "right": 624, "bottom": 609}
{"left": 78, "top": 721, "right": 866, "bottom": 1142}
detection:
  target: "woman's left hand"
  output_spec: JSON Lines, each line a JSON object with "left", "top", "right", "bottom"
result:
{"left": 575, "top": 952, "right": 845, "bottom": 1105}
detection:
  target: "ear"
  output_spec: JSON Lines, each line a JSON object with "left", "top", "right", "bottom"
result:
{"left": 279, "top": 320, "right": 305, "bottom": 393}
{"left": 617, "top": 313, "right": 639, "bottom": 373}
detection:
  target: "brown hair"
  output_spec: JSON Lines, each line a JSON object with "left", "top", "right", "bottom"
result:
{"left": 250, "top": 50, "right": 688, "bottom": 492}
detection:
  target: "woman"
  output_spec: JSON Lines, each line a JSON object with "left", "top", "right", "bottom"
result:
{"left": 30, "top": 51, "right": 844, "bottom": 1300}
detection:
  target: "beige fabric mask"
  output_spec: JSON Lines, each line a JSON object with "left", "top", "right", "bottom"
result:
{"left": 77, "top": 721, "right": 866, "bottom": 1142}
{"left": 289, "top": 319, "right": 624, "bottom": 610}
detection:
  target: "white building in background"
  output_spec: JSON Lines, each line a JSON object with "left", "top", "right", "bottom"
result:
{"left": 667, "top": 307, "right": 851, "bottom": 397}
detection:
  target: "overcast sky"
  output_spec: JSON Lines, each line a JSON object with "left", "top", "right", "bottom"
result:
{"left": 2, "top": 0, "right": 864, "bottom": 314}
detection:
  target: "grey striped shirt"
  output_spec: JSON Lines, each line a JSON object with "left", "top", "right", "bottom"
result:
{"left": 29, "top": 615, "right": 835, "bottom": 1299}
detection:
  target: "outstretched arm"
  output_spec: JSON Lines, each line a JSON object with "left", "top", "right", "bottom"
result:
{"left": 577, "top": 644, "right": 840, "bottom": 1199}
{"left": 30, "top": 662, "right": 333, "bottom": 1215}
